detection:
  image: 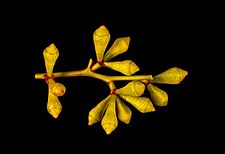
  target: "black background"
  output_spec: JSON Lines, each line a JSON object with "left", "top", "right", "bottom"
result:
{"left": 2, "top": 2, "right": 216, "bottom": 152}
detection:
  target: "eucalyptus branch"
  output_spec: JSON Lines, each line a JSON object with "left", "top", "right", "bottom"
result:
{"left": 34, "top": 25, "right": 188, "bottom": 135}
{"left": 35, "top": 59, "right": 153, "bottom": 83}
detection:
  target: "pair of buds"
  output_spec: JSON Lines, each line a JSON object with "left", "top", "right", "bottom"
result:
{"left": 43, "top": 44, "right": 66, "bottom": 118}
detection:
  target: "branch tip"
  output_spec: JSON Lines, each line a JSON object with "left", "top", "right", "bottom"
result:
{"left": 87, "top": 59, "right": 93, "bottom": 69}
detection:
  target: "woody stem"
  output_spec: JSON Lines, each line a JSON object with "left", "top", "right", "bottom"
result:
{"left": 35, "top": 59, "right": 153, "bottom": 83}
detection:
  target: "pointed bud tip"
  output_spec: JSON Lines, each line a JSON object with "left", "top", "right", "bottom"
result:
{"left": 175, "top": 67, "right": 188, "bottom": 73}
{"left": 88, "top": 115, "right": 98, "bottom": 126}
{"left": 48, "top": 107, "right": 61, "bottom": 119}
{"left": 95, "top": 25, "right": 109, "bottom": 36}
{"left": 123, "top": 37, "right": 130, "bottom": 45}
{"left": 51, "top": 112, "right": 60, "bottom": 118}
{"left": 151, "top": 107, "right": 156, "bottom": 112}
{"left": 102, "top": 123, "right": 116, "bottom": 135}
{"left": 177, "top": 68, "right": 188, "bottom": 83}
{"left": 45, "top": 43, "right": 59, "bottom": 55}
{"left": 144, "top": 104, "right": 156, "bottom": 113}
{"left": 50, "top": 43, "right": 55, "bottom": 47}
{"left": 123, "top": 119, "right": 131, "bottom": 124}
{"left": 182, "top": 69, "right": 188, "bottom": 77}
{"left": 100, "top": 25, "right": 106, "bottom": 28}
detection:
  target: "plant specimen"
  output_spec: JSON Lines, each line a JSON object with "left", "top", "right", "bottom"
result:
{"left": 35, "top": 25, "right": 188, "bottom": 135}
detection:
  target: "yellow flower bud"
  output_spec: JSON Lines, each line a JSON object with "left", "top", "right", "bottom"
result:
{"left": 101, "top": 95, "right": 118, "bottom": 134}
{"left": 115, "top": 81, "right": 145, "bottom": 96}
{"left": 88, "top": 95, "right": 111, "bottom": 125}
{"left": 104, "top": 60, "right": 140, "bottom": 76}
{"left": 153, "top": 67, "right": 188, "bottom": 84}
{"left": 43, "top": 43, "right": 59, "bottom": 75}
{"left": 104, "top": 37, "right": 130, "bottom": 61}
{"left": 147, "top": 84, "right": 168, "bottom": 106}
{"left": 47, "top": 89, "right": 62, "bottom": 118}
{"left": 48, "top": 78, "right": 66, "bottom": 96}
{"left": 117, "top": 97, "right": 132, "bottom": 124}
{"left": 93, "top": 25, "right": 110, "bottom": 62}
{"left": 119, "top": 95, "right": 155, "bottom": 113}
{"left": 51, "top": 83, "right": 66, "bottom": 96}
